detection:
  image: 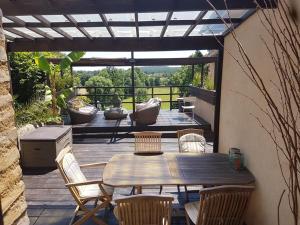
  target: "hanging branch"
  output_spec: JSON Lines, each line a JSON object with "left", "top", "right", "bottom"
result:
{"left": 206, "top": 0, "right": 300, "bottom": 224}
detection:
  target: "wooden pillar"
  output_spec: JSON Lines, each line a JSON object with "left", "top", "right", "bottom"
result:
{"left": 131, "top": 51, "right": 135, "bottom": 112}
{"left": 200, "top": 63, "right": 204, "bottom": 88}
{"left": 213, "top": 48, "right": 224, "bottom": 153}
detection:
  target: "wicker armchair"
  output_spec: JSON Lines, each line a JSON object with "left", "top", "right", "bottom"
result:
{"left": 56, "top": 146, "right": 113, "bottom": 225}
{"left": 68, "top": 98, "right": 98, "bottom": 124}
{"left": 114, "top": 195, "right": 174, "bottom": 225}
{"left": 185, "top": 185, "right": 254, "bottom": 225}
{"left": 130, "top": 102, "right": 160, "bottom": 125}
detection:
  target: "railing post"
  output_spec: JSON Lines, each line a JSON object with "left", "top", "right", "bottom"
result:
{"left": 151, "top": 86, "right": 154, "bottom": 98}
{"left": 169, "top": 86, "right": 172, "bottom": 110}
{"left": 94, "top": 87, "right": 97, "bottom": 107}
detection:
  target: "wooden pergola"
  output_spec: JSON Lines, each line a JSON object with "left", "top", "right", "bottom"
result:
{"left": 0, "top": 0, "right": 276, "bottom": 151}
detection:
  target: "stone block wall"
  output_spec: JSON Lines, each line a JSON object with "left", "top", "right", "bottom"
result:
{"left": 0, "top": 10, "right": 29, "bottom": 225}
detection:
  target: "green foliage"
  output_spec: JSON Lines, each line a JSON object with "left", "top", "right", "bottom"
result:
{"left": 204, "top": 76, "right": 215, "bottom": 90}
{"left": 15, "top": 100, "right": 61, "bottom": 127}
{"left": 60, "top": 51, "right": 85, "bottom": 71}
{"left": 9, "top": 52, "right": 46, "bottom": 104}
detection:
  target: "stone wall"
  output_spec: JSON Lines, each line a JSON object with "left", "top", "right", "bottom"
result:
{"left": 0, "top": 10, "right": 29, "bottom": 225}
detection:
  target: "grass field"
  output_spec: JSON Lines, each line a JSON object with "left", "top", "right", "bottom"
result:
{"left": 122, "top": 87, "right": 180, "bottom": 110}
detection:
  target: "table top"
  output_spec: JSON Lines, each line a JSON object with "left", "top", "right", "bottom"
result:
{"left": 20, "top": 126, "right": 72, "bottom": 141}
{"left": 103, "top": 153, "right": 255, "bottom": 187}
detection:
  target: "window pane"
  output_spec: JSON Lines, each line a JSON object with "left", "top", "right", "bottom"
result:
{"left": 61, "top": 27, "right": 85, "bottom": 37}
{"left": 203, "top": 10, "right": 247, "bottom": 19}
{"left": 16, "top": 16, "right": 40, "bottom": 23}
{"left": 84, "top": 27, "right": 111, "bottom": 37}
{"left": 43, "top": 15, "right": 68, "bottom": 22}
{"left": 14, "top": 28, "right": 43, "bottom": 38}
{"left": 111, "top": 27, "right": 136, "bottom": 37}
{"left": 4, "top": 30, "right": 21, "bottom": 38}
{"left": 138, "top": 12, "right": 167, "bottom": 21}
{"left": 139, "top": 26, "right": 163, "bottom": 37}
{"left": 36, "top": 28, "right": 63, "bottom": 38}
{"left": 164, "top": 25, "right": 189, "bottom": 37}
{"left": 105, "top": 13, "right": 135, "bottom": 22}
{"left": 172, "top": 11, "right": 200, "bottom": 20}
{"left": 70, "top": 14, "right": 102, "bottom": 22}
{"left": 190, "top": 24, "right": 228, "bottom": 36}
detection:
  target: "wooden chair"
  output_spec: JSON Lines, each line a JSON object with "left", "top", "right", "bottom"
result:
{"left": 56, "top": 146, "right": 114, "bottom": 225}
{"left": 133, "top": 131, "right": 162, "bottom": 153}
{"left": 185, "top": 185, "right": 254, "bottom": 225}
{"left": 133, "top": 131, "right": 163, "bottom": 194}
{"left": 114, "top": 195, "right": 174, "bottom": 225}
{"left": 176, "top": 129, "right": 205, "bottom": 201}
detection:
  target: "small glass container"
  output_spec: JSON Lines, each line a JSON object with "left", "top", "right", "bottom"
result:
{"left": 232, "top": 153, "right": 244, "bottom": 171}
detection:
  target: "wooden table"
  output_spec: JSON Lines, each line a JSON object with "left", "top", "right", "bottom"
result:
{"left": 103, "top": 153, "right": 255, "bottom": 188}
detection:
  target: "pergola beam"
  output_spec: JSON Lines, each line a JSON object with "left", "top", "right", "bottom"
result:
{"left": 33, "top": 15, "right": 73, "bottom": 40}
{"left": 65, "top": 15, "right": 93, "bottom": 40}
{"left": 2, "top": 18, "right": 243, "bottom": 28}
{"left": 0, "top": 0, "right": 276, "bottom": 15}
{"left": 99, "top": 14, "right": 115, "bottom": 38}
{"left": 48, "top": 57, "right": 218, "bottom": 66}
{"left": 184, "top": 11, "right": 206, "bottom": 37}
{"left": 5, "top": 28, "right": 35, "bottom": 40}
{"left": 160, "top": 12, "right": 173, "bottom": 38}
{"left": 6, "top": 36, "right": 224, "bottom": 52}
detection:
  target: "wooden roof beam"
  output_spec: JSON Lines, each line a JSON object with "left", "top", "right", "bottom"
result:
{"left": 160, "top": 12, "right": 173, "bottom": 38}
{"left": 184, "top": 11, "right": 207, "bottom": 37}
{"left": 99, "top": 14, "right": 115, "bottom": 38}
{"left": 4, "top": 28, "right": 35, "bottom": 40}
{"left": 64, "top": 15, "right": 93, "bottom": 40}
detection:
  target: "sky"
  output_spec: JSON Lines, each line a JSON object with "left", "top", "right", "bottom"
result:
{"left": 64, "top": 50, "right": 208, "bottom": 71}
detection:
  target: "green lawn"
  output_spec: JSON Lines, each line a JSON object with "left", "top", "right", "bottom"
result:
{"left": 122, "top": 87, "right": 180, "bottom": 110}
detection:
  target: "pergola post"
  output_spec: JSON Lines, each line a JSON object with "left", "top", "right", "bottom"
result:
{"left": 213, "top": 48, "right": 224, "bottom": 153}
{"left": 131, "top": 51, "right": 135, "bottom": 112}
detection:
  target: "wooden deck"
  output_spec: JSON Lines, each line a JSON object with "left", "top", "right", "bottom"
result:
{"left": 72, "top": 110, "right": 212, "bottom": 140}
{"left": 24, "top": 138, "right": 213, "bottom": 225}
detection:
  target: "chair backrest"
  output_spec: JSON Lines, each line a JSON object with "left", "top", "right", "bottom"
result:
{"left": 177, "top": 128, "right": 204, "bottom": 140}
{"left": 133, "top": 131, "right": 162, "bottom": 153}
{"left": 179, "top": 133, "right": 206, "bottom": 153}
{"left": 55, "top": 146, "right": 85, "bottom": 202}
{"left": 115, "top": 195, "right": 174, "bottom": 225}
{"left": 196, "top": 185, "right": 254, "bottom": 225}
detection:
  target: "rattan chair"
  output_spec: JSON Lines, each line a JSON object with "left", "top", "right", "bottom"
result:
{"left": 185, "top": 185, "right": 254, "bottom": 225}
{"left": 56, "top": 146, "right": 114, "bottom": 225}
{"left": 177, "top": 128, "right": 204, "bottom": 148}
{"left": 114, "top": 195, "right": 174, "bottom": 225}
{"left": 133, "top": 131, "right": 162, "bottom": 153}
{"left": 133, "top": 131, "right": 163, "bottom": 194}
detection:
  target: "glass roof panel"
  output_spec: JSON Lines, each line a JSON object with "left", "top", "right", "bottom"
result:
{"left": 84, "top": 27, "right": 111, "bottom": 37}
{"left": 16, "top": 16, "right": 40, "bottom": 23}
{"left": 2, "top": 17, "right": 13, "bottom": 23}
{"left": 111, "top": 27, "right": 136, "bottom": 37}
{"left": 105, "top": 13, "right": 135, "bottom": 22}
{"left": 139, "top": 26, "right": 163, "bottom": 37}
{"left": 164, "top": 25, "right": 189, "bottom": 37}
{"left": 171, "top": 11, "right": 200, "bottom": 20}
{"left": 42, "top": 15, "right": 68, "bottom": 22}
{"left": 4, "top": 30, "right": 21, "bottom": 38}
{"left": 138, "top": 12, "right": 167, "bottom": 21}
{"left": 36, "top": 28, "right": 63, "bottom": 38}
{"left": 14, "top": 28, "right": 43, "bottom": 38}
{"left": 203, "top": 10, "right": 247, "bottom": 19}
{"left": 71, "top": 14, "right": 102, "bottom": 22}
{"left": 190, "top": 24, "right": 228, "bottom": 36}
{"left": 61, "top": 27, "right": 85, "bottom": 37}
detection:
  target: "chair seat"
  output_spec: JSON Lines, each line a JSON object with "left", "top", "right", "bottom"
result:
{"left": 79, "top": 184, "right": 114, "bottom": 199}
{"left": 185, "top": 201, "right": 200, "bottom": 224}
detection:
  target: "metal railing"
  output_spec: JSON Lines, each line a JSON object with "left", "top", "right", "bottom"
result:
{"left": 74, "top": 85, "right": 191, "bottom": 110}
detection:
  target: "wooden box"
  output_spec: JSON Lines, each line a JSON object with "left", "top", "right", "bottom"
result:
{"left": 20, "top": 126, "right": 72, "bottom": 168}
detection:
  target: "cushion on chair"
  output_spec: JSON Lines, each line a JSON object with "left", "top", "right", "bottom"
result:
{"left": 179, "top": 133, "right": 206, "bottom": 153}
{"left": 62, "top": 153, "right": 113, "bottom": 198}
{"left": 185, "top": 201, "right": 200, "bottom": 224}
{"left": 78, "top": 106, "right": 96, "bottom": 114}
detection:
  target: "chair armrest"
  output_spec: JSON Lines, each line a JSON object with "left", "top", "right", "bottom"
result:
{"left": 79, "top": 162, "right": 107, "bottom": 168}
{"left": 65, "top": 179, "right": 103, "bottom": 187}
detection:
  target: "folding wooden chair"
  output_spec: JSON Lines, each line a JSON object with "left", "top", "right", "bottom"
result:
{"left": 114, "top": 195, "right": 174, "bottom": 225}
{"left": 56, "top": 146, "right": 114, "bottom": 225}
{"left": 185, "top": 185, "right": 254, "bottom": 225}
